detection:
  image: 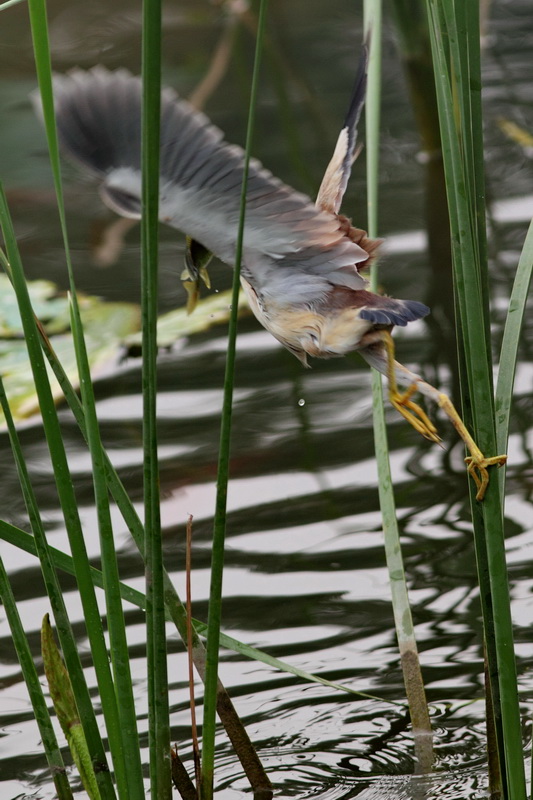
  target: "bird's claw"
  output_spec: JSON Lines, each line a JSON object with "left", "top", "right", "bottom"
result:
{"left": 436, "top": 393, "right": 507, "bottom": 501}
{"left": 389, "top": 385, "right": 441, "bottom": 444}
{"left": 181, "top": 237, "right": 213, "bottom": 314}
{"left": 381, "top": 331, "right": 508, "bottom": 502}
{"left": 464, "top": 453, "right": 508, "bottom": 502}
{"left": 181, "top": 277, "right": 201, "bottom": 315}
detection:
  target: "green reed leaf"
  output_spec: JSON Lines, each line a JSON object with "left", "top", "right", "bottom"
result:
{"left": 0, "top": 521, "right": 402, "bottom": 708}
{"left": 364, "top": 0, "right": 433, "bottom": 771}
{"left": 201, "top": 2, "right": 271, "bottom": 798}
{"left": 495, "top": 218, "right": 533, "bottom": 460}
{"left": 0, "top": 562, "right": 73, "bottom": 800}
{"left": 139, "top": 1, "right": 171, "bottom": 797}
{"left": 0, "top": 186, "right": 118, "bottom": 800}
{"left": 425, "top": 2, "right": 526, "bottom": 796}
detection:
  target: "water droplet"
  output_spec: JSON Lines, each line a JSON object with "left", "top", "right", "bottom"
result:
{"left": 298, "top": 398, "right": 305, "bottom": 407}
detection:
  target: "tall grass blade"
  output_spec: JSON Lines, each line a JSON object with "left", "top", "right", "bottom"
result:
{"left": 0, "top": 558, "right": 74, "bottom": 800}
{"left": 495, "top": 218, "right": 533, "bottom": 464}
{"left": 0, "top": 520, "right": 403, "bottom": 706}
{"left": 37, "top": 41, "right": 144, "bottom": 781}
{"left": 201, "top": 1, "right": 271, "bottom": 797}
{"left": 0, "top": 0, "right": 26, "bottom": 10}
{"left": 0, "top": 190, "right": 121, "bottom": 799}
{"left": 494, "top": 167, "right": 533, "bottom": 800}
{"left": 26, "top": 0, "right": 149, "bottom": 792}
{"left": 0, "top": 370, "right": 115, "bottom": 797}
{"left": 18, "top": 313, "right": 271, "bottom": 790}
{"left": 425, "top": 2, "right": 526, "bottom": 796}
{"left": 140, "top": 0, "right": 171, "bottom": 796}
{"left": 363, "top": 0, "right": 433, "bottom": 770}
{"left": 69, "top": 294, "right": 145, "bottom": 799}
{"left": 35, "top": 39, "right": 143, "bottom": 794}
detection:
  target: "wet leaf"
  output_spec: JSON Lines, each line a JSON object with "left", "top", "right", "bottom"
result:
{"left": 0, "top": 274, "right": 249, "bottom": 425}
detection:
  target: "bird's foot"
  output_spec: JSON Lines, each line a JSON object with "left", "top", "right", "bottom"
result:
{"left": 389, "top": 385, "right": 441, "bottom": 444}
{"left": 382, "top": 331, "right": 440, "bottom": 444}
{"left": 464, "top": 453, "right": 508, "bottom": 502}
{"left": 437, "top": 394, "right": 507, "bottom": 501}
{"left": 379, "top": 331, "right": 507, "bottom": 501}
{"left": 181, "top": 237, "right": 213, "bottom": 314}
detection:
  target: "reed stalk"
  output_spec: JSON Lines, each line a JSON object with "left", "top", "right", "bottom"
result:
{"left": 139, "top": 0, "right": 172, "bottom": 795}
{"left": 201, "top": 2, "right": 271, "bottom": 797}
{"left": 363, "top": 0, "right": 434, "bottom": 771}
{"left": 27, "top": 0, "right": 150, "bottom": 792}
{"left": 0, "top": 554, "right": 74, "bottom": 800}
{"left": 425, "top": 2, "right": 526, "bottom": 796}
{"left": 0, "top": 187, "right": 120, "bottom": 800}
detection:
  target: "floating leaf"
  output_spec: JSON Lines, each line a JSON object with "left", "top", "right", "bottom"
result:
{"left": 124, "top": 287, "right": 250, "bottom": 350}
{"left": 0, "top": 275, "right": 140, "bottom": 424}
{"left": 0, "top": 275, "right": 72, "bottom": 337}
{"left": 0, "top": 272, "right": 250, "bottom": 424}
{"left": 497, "top": 117, "right": 533, "bottom": 155}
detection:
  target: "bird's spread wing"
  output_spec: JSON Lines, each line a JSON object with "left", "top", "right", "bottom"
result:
{"left": 316, "top": 44, "right": 368, "bottom": 215}
{"left": 43, "top": 67, "right": 369, "bottom": 293}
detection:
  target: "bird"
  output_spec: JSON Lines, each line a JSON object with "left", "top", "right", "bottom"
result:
{"left": 40, "top": 49, "right": 506, "bottom": 500}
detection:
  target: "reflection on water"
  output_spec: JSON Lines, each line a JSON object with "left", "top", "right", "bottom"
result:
{"left": 0, "top": 1, "right": 533, "bottom": 798}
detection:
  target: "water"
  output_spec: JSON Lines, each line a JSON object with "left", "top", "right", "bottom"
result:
{"left": 0, "top": 1, "right": 533, "bottom": 797}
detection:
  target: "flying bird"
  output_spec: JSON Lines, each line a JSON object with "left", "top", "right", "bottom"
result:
{"left": 43, "top": 50, "right": 506, "bottom": 499}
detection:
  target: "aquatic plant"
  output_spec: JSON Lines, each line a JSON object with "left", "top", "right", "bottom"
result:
{"left": 0, "top": 1, "right": 531, "bottom": 798}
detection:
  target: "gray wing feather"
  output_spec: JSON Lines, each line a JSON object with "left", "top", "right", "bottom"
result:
{"left": 44, "top": 66, "right": 369, "bottom": 298}
{"left": 316, "top": 45, "right": 368, "bottom": 214}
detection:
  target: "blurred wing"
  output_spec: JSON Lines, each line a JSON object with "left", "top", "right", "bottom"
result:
{"left": 43, "top": 67, "right": 369, "bottom": 293}
{"left": 316, "top": 44, "right": 368, "bottom": 214}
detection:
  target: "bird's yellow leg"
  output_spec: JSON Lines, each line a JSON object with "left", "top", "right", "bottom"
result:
{"left": 382, "top": 331, "right": 440, "bottom": 444}
{"left": 380, "top": 331, "right": 507, "bottom": 501}
{"left": 436, "top": 394, "right": 507, "bottom": 501}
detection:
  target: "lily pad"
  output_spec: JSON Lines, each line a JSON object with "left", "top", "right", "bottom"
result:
{"left": 0, "top": 275, "right": 74, "bottom": 337}
{"left": 124, "top": 288, "right": 250, "bottom": 350}
{"left": 0, "top": 276, "right": 250, "bottom": 425}
{"left": 0, "top": 276, "right": 140, "bottom": 424}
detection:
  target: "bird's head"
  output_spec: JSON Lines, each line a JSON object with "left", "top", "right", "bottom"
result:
{"left": 245, "top": 296, "right": 375, "bottom": 367}
{"left": 290, "top": 307, "right": 377, "bottom": 364}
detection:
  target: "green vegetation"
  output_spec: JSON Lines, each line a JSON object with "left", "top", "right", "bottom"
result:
{"left": 0, "top": 1, "right": 531, "bottom": 798}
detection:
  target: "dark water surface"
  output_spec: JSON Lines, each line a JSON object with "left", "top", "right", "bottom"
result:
{"left": 0, "top": 1, "right": 533, "bottom": 798}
